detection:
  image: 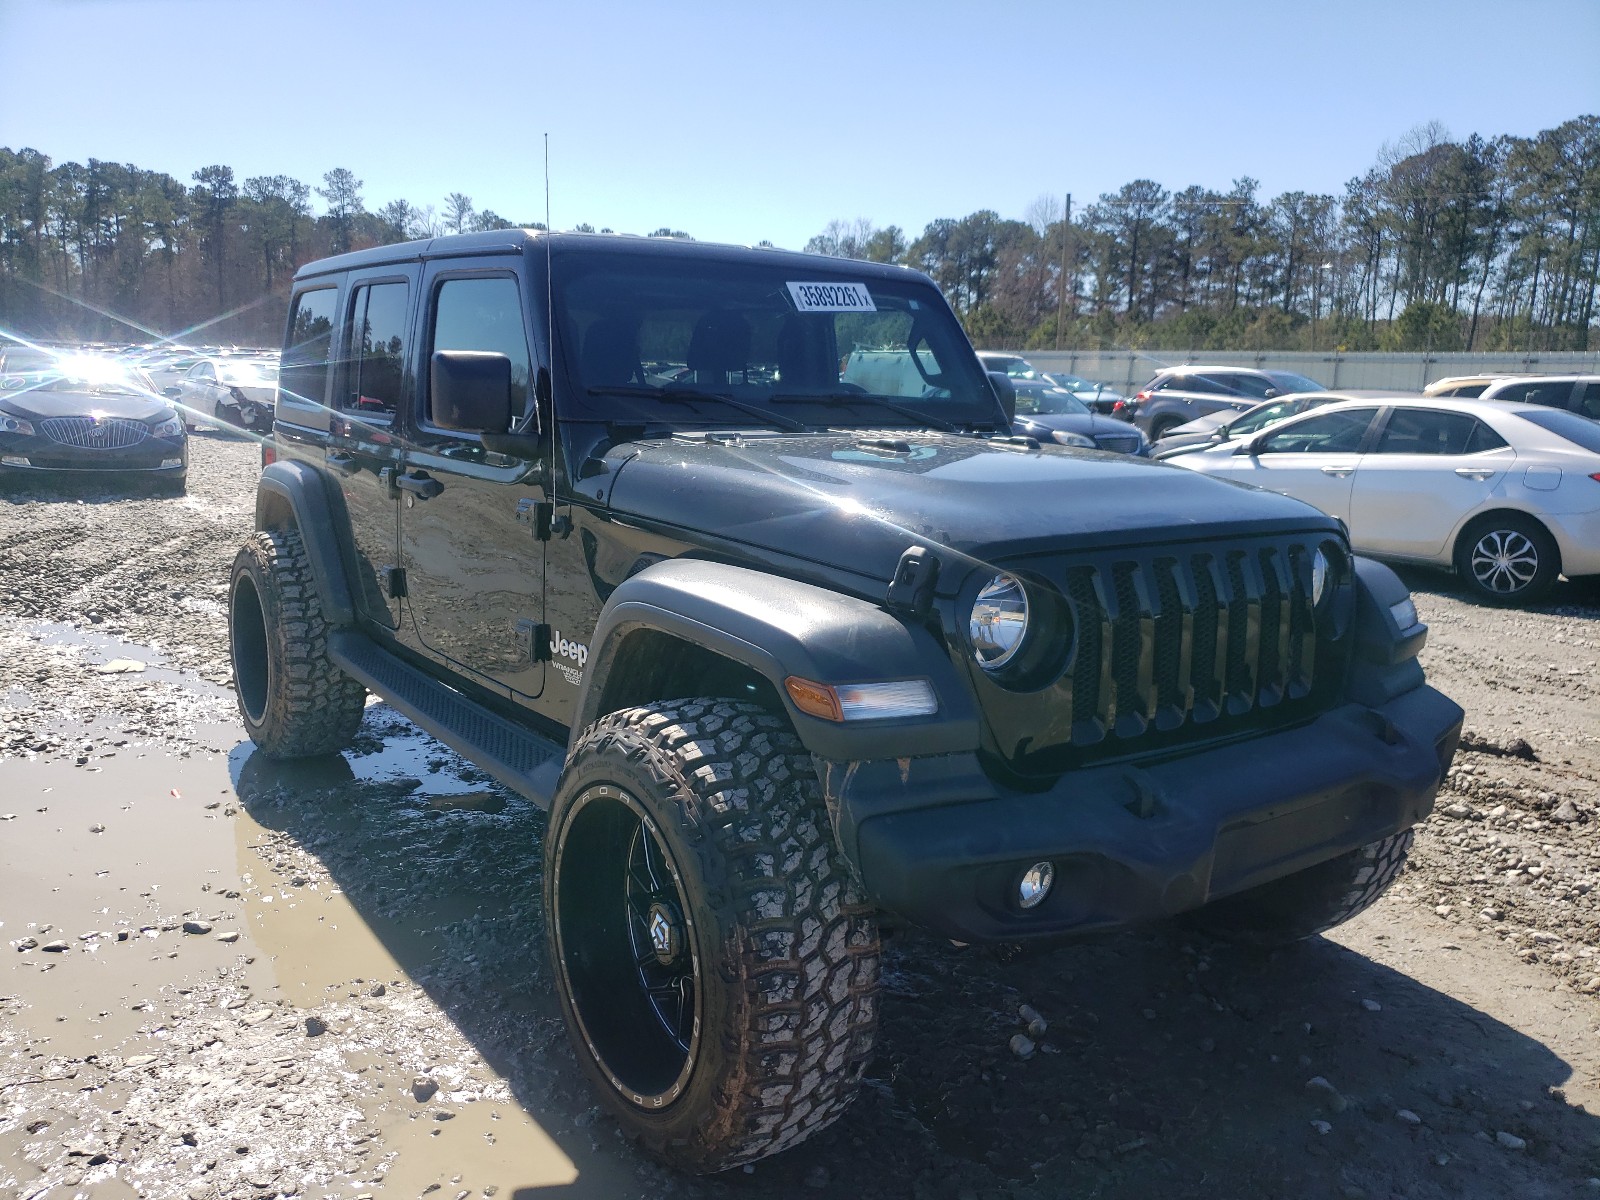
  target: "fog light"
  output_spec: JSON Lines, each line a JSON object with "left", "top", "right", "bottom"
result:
{"left": 160, "top": 458, "right": 183, "bottom": 468}
{"left": 1, "top": 455, "right": 29, "bottom": 467}
{"left": 1018, "top": 861, "right": 1054, "bottom": 909}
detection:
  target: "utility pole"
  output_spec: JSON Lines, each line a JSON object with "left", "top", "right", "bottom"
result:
{"left": 1054, "top": 193, "right": 1072, "bottom": 351}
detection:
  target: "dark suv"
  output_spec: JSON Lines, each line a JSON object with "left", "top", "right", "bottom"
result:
{"left": 228, "top": 231, "right": 1461, "bottom": 1174}
{"left": 1122, "top": 365, "right": 1326, "bottom": 441}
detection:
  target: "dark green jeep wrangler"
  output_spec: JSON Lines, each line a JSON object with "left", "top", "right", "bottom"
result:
{"left": 229, "top": 230, "right": 1462, "bottom": 1172}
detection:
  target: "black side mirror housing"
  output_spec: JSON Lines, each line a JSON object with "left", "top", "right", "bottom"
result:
{"left": 987, "top": 371, "right": 1016, "bottom": 424}
{"left": 162, "top": 386, "right": 181, "bottom": 398}
{"left": 432, "top": 350, "right": 512, "bottom": 434}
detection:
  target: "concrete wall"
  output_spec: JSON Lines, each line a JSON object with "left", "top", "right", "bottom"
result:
{"left": 1012, "top": 349, "right": 1600, "bottom": 394}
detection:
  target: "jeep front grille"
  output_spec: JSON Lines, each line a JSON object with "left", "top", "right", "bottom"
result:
{"left": 39, "top": 417, "right": 149, "bottom": 449}
{"left": 992, "top": 534, "right": 1342, "bottom": 770}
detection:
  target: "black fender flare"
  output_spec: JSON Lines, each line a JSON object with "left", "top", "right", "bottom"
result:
{"left": 253, "top": 459, "right": 356, "bottom": 628}
{"left": 573, "top": 558, "right": 980, "bottom": 760}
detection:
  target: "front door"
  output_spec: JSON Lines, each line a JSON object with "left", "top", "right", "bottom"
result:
{"left": 1227, "top": 406, "right": 1382, "bottom": 526}
{"left": 398, "top": 263, "right": 548, "bottom": 700}
{"left": 327, "top": 271, "right": 417, "bottom": 629}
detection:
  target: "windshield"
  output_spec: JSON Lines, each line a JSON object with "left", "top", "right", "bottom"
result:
{"left": 555, "top": 256, "right": 998, "bottom": 428}
{"left": 1231, "top": 399, "right": 1300, "bottom": 435}
{"left": 1519, "top": 408, "right": 1600, "bottom": 454}
{"left": 219, "top": 360, "right": 279, "bottom": 385}
{"left": 1015, "top": 389, "right": 1091, "bottom": 416}
{"left": 1265, "top": 371, "right": 1326, "bottom": 394}
{"left": 6, "top": 358, "right": 158, "bottom": 397}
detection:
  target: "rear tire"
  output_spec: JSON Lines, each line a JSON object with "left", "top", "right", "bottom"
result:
{"left": 545, "top": 698, "right": 880, "bottom": 1173}
{"left": 228, "top": 527, "right": 366, "bottom": 758}
{"left": 1181, "top": 830, "right": 1413, "bottom": 947}
{"left": 1453, "top": 513, "right": 1559, "bottom": 605}
{"left": 1149, "top": 416, "right": 1182, "bottom": 442}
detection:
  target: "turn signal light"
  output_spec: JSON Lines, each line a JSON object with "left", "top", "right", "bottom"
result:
{"left": 784, "top": 676, "right": 938, "bottom": 723}
{"left": 262, "top": 445, "right": 276, "bottom": 468}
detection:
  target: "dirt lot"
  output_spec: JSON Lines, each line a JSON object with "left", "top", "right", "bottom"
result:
{"left": 3, "top": 435, "right": 1600, "bottom": 1200}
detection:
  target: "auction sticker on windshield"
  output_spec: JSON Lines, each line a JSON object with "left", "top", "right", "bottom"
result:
{"left": 786, "top": 282, "right": 876, "bottom": 312}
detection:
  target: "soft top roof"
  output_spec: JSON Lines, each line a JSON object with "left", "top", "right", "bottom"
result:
{"left": 292, "top": 229, "right": 934, "bottom": 288}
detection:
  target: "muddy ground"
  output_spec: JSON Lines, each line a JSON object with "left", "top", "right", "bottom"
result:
{"left": 2, "top": 434, "right": 1600, "bottom": 1200}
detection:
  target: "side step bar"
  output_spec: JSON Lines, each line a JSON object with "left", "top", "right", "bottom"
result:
{"left": 329, "top": 630, "right": 564, "bottom": 809}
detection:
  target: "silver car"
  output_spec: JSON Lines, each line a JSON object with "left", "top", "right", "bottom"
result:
{"left": 1169, "top": 395, "right": 1600, "bottom": 604}
{"left": 1123, "top": 365, "right": 1326, "bottom": 441}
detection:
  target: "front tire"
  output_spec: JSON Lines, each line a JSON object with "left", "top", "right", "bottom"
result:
{"left": 228, "top": 527, "right": 367, "bottom": 758}
{"left": 545, "top": 699, "right": 880, "bottom": 1173}
{"left": 1454, "top": 513, "right": 1559, "bottom": 605}
{"left": 1182, "top": 830, "right": 1413, "bottom": 947}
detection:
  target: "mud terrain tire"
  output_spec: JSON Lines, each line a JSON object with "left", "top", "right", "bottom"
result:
{"left": 1182, "top": 830, "right": 1413, "bottom": 946}
{"left": 545, "top": 698, "right": 880, "bottom": 1173}
{"left": 228, "top": 527, "right": 366, "bottom": 758}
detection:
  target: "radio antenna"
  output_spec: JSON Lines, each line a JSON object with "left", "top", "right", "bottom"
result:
{"left": 543, "top": 133, "right": 556, "bottom": 488}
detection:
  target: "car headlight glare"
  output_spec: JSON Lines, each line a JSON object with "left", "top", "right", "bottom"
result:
{"left": 1053, "top": 430, "right": 1096, "bottom": 449}
{"left": 0, "top": 414, "right": 34, "bottom": 435}
{"left": 970, "top": 573, "right": 1029, "bottom": 670}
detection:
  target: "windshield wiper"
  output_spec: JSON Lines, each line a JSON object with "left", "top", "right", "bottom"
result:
{"left": 587, "top": 384, "right": 807, "bottom": 432}
{"left": 768, "top": 390, "right": 964, "bottom": 434}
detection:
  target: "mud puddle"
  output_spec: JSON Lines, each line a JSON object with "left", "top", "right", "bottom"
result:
{"left": 1, "top": 734, "right": 648, "bottom": 1198}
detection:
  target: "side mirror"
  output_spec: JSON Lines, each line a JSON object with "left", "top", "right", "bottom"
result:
{"left": 1262, "top": 388, "right": 1280, "bottom": 399}
{"left": 1210, "top": 426, "right": 1229, "bottom": 442}
{"left": 431, "top": 350, "right": 512, "bottom": 434}
{"left": 987, "top": 371, "right": 1016, "bottom": 424}
{"left": 1239, "top": 434, "right": 1268, "bottom": 456}
{"left": 162, "top": 386, "right": 180, "bottom": 398}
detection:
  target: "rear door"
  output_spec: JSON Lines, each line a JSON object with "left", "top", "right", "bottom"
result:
{"left": 398, "top": 261, "right": 548, "bottom": 700}
{"left": 328, "top": 269, "right": 417, "bottom": 630}
{"left": 1225, "top": 406, "right": 1381, "bottom": 525}
{"left": 1349, "top": 408, "right": 1512, "bottom": 559}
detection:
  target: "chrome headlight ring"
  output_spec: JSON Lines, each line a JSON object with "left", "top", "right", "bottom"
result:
{"left": 969, "top": 573, "right": 1030, "bottom": 671}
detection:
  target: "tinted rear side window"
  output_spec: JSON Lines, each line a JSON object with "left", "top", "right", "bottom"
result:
{"left": 344, "top": 282, "right": 410, "bottom": 416}
{"left": 1519, "top": 408, "right": 1600, "bottom": 454}
{"left": 1375, "top": 409, "right": 1489, "bottom": 455}
{"left": 282, "top": 288, "right": 338, "bottom": 406}
{"left": 1580, "top": 382, "right": 1600, "bottom": 420}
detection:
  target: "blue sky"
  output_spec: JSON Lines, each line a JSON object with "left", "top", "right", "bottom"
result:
{"left": 2, "top": 0, "right": 1596, "bottom": 249}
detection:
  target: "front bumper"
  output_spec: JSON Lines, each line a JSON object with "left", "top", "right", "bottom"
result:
{"left": 821, "top": 685, "right": 1462, "bottom": 942}
{"left": 0, "top": 433, "right": 187, "bottom": 475}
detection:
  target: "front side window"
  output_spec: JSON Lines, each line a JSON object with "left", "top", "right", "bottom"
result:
{"left": 1495, "top": 380, "right": 1575, "bottom": 409}
{"left": 554, "top": 255, "right": 995, "bottom": 428}
{"left": 1374, "top": 409, "right": 1490, "bottom": 455}
{"left": 282, "top": 288, "right": 338, "bottom": 407}
{"left": 344, "top": 282, "right": 409, "bottom": 416}
{"left": 1259, "top": 408, "right": 1377, "bottom": 454}
{"left": 429, "top": 276, "right": 534, "bottom": 423}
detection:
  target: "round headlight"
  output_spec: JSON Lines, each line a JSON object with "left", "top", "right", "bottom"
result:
{"left": 970, "top": 573, "right": 1029, "bottom": 670}
{"left": 1311, "top": 547, "right": 1329, "bottom": 607}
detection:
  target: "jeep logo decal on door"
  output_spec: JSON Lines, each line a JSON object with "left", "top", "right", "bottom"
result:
{"left": 550, "top": 630, "right": 589, "bottom": 686}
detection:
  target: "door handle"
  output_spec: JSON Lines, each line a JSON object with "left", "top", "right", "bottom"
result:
{"left": 395, "top": 471, "right": 444, "bottom": 500}
{"left": 1455, "top": 467, "right": 1494, "bottom": 480}
{"left": 1319, "top": 466, "right": 1353, "bottom": 476}
{"left": 326, "top": 452, "right": 360, "bottom": 477}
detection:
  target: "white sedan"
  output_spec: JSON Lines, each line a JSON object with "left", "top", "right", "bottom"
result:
{"left": 171, "top": 356, "right": 279, "bottom": 431}
{"left": 1170, "top": 395, "right": 1600, "bottom": 605}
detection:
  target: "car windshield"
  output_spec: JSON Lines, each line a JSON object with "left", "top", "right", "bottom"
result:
{"left": 1015, "top": 389, "right": 1091, "bottom": 416}
{"left": 18, "top": 358, "right": 157, "bottom": 397}
{"left": 1230, "top": 399, "right": 1299, "bottom": 435}
{"left": 1518, "top": 408, "right": 1600, "bottom": 454}
{"left": 555, "top": 255, "right": 999, "bottom": 428}
{"left": 1265, "top": 371, "right": 1326, "bottom": 394}
{"left": 219, "top": 360, "right": 279, "bottom": 385}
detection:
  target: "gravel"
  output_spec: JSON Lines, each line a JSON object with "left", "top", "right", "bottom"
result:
{"left": 3, "top": 435, "right": 1600, "bottom": 1199}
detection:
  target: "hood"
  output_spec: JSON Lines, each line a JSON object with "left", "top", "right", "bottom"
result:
{"left": 602, "top": 432, "right": 1339, "bottom": 588}
{"left": 1014, "top": 411, "right": 1143, "bottom": 446}
{"left": 0, "top": 387, "right": 175, "bottom": 423}
{"left": 1166, "top": 410, "right": 1232, "bottom": 438}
